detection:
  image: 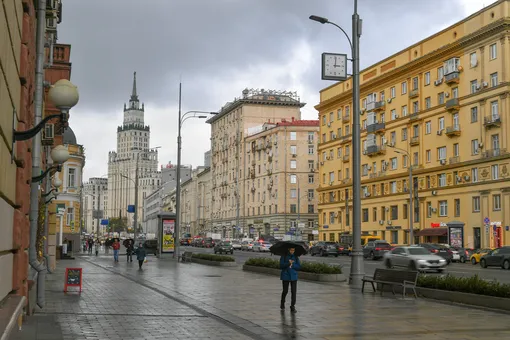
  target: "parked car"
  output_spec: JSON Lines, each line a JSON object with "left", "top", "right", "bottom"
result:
{"left": 231, "top": 240, "right": 242, "bottom": 250}
{"left": 143, "top": 239, "right": 158, "bottom": 256}
{"left": 252, "top": 242, "right": 272, "bottom": 252}
{"left": 455, "top": 248, "right": 475, "bottom": 263}
{"left": 384, "top": 246, "right": 447, "bottom": 273}
{"left": 214, "top": 241, "right": 234, "bottom": 255}
{"left": 291, "top": 241, "right": 310, "bottom": 255}
{"left": 414, "top": 243, "right": 453, "bottom": 264}
{"left": 479, "top": 247, "right": 510, "bottom": 269}
{"left": 241, "top": 241, "right": 254, "bottom": 251}
{"left": 310, "top": 242, "right": 341, "bottom": 257}
{"left": 470, "top": 248, "right": 493, "bottom": 265}
{"left": 202, "top": 238, "right": 214, "bottom": 248}
{"left": 362, "top": 240, "right": 392, "bottom": 260}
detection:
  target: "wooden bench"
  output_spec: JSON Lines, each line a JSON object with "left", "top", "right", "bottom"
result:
{"left": 181, "top": 251, "right": 193, "bottom": 263}
{"left": 362, "top": 268, "right": 418, "bottom": 298}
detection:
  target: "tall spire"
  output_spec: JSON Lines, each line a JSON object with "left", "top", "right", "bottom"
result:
{"left": 131, "top": 71, "right": 138, "bottom": 101}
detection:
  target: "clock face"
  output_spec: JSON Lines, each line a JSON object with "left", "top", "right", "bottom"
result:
{"left": 322, "top": 53, "right": 347, "bottom": 81}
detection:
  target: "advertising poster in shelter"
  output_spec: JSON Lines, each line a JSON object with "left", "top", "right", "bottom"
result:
{"left": 162, "top": 219, "right": 175, "bottom": 253}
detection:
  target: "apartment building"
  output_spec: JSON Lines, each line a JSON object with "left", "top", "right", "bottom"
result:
{"left": 316, "top": 0, "right": 510, "bottom": 249}
{"left": 83, "top": 177, "right": 108, "bottom": 235}
{"left": 244, "top": 119, "right": 320, "bottom": 239}
{"left": 207, "top": 88, "right": 306, "bottom": 238}
{"left": 180, "top": 167, "right": 210, "bottom": 237}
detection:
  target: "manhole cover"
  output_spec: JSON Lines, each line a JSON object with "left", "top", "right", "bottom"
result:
{"left": 204, "top": 275, "right": 222, "bottom": 277}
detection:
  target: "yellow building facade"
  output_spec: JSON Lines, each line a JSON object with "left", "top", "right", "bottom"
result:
{"left": 316, "top": 0, "right": 510, "bottom": 249}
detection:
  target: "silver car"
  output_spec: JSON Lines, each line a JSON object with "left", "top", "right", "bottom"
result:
{"left": 384, "top": 246, "right": 447, "bottom": 273}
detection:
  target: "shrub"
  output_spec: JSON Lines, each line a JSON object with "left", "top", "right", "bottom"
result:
{"left": 417, "top": 274, "right": 510, "bottom": 298}
{"left": 244, "top": 258, "right": 342, "bottom": 274}
{"left": 192, "top": 253, "right": 235, "bottom": 262}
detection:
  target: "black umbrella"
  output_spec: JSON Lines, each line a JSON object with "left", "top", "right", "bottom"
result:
{"left": 269, "top": 241, "right": 307, "bottom": 257}
{"left": 123, "top": 238, "right": 134, "bottom": 247}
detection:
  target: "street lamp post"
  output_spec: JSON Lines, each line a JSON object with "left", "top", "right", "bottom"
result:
{"left": 310, "top": 0, "right": 364, "bottom": 287}
{"left": 389, "top": 146, "right": 414, "bottom": 245}
{"left": 175, "top": 83, "right": 217, "bottom": 260}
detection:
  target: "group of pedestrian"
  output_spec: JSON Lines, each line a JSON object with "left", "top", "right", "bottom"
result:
{"left": 82, "top": 237, "right": 147, "bottom": 270}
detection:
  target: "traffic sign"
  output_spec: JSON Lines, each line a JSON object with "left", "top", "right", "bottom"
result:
{"left": 484, "top": 217, "right": 490, "bottom": 224}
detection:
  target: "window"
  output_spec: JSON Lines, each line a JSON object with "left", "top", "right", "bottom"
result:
{"left": 391, "top": 231, "right": 398, "bottom": 244}
{"left": 425, "top": 121, "right": 431, "bottom": 134}
{"left": 290, "top": 160, "right": 297, "bottom": 169}
{"left": 438, "top": 117, "right": 445, "bottom": 130}
{"left": 362, "top": 164, "right": 368, "bottom": 176}
{"left": 391, "top": 109, "right": 397, "bottom": 120}
{"left": 390, "top": 131, "right": 396, "bottom": 144}
{"left": 308, "top": 205, "right": 314, "bottom": 213}
{"left": 426, "top": 150, "right": 431, "bottom": 163}
{"left": 68, "top": 168, "right": 76, "bottom": 187}
{"left": 493, "top": 194, "right": 501, "bottom": 211}
{"left": 491, "top": 134, "right": 500, "bottom": 150}
{"left": 427, "top": 201, "right": 432, "bottom": 217}
{"left": 472, "top": 197, "right": 480, "bottom": 212}
{"left": 453, "top": 143, "right": 459, "bottom": 157}
{"left": 470, "top": 52, "right": 477, "bottom": 67}
{"left": 345, "top": 106, "right": 350, "bottom": 117}
{"left": 492, "top": 164, "right": 499, "bottom": 180}
{"left": 290, "top": 174, "right": 297, "bottom": 183}
{"left": 489, "top": 43, "right": 497, "bottom": 60}
{"left": 491, "top": 100, "right": 499, "bottom": 119}
{"left": 390, "top": 86, "right": 396, "bottom": 98}
{"left": 390, "top": 205, "right": 398, "bottom": 220}
{"left": 491, "top": 72, "right": 498, "bottom": 87}
{"left": 401, "top": 81, "right": 407, "bottom": 94}
{"left": 290, "top": 132, "right": 297, "bottom": 140}
{"left": 362, "top": 208, "right": 369, "bottom": 222}
{"left": 308, "top": 131, "right": 314, "bottom": 142}
{"left": 452, "top": 87, "right": 458, "bottom": 98}
{"left": 471, "top": 139, "right": 479, "bottom": 155}
{"left": 470, "top": 80, "right": 478, "bottom": 94}
{"left": 425, "top": 97, "right": 431, "bottom": 109}
{"left": 401, "top": 105, "right": 408, "bottom": 117}
{"left": 362, "top": 98, "right": 367, "bottom": 109}
{"left": 439, "top": 200, "right": 448, "bottom": 217}
{"left": 471, "top": 107, "right": 478, "bottom": 123}
{"left": 424, "top": 72, "right": 430, "bottom": 85}
{"left": 308, "top": 174, "right": 314, "bottom": 183}
{"left": 412, "top": 77, "right": 418, "bottom": 90}
{"left": 290, "top": 204, "right": 297, "bottom": 213}
{"left": 412, "top": 124, "right": 419, "bottom": 137}
{"left": 437, "top": 146, "right": 446, "bottom": 160}
{"left": 454, "top": 199, "right": 460, "bottom": 217}
{"left": 329, "top": 111, "right": 334, "bottom": 122}
{"left": 438, "top": 92, "right": 445, "bottom": 105}
{"left": 290, "top": 189, "right": 297, "bottom": 198}
{"left": 390, "top": 157, "right": 397, "bottom": 170}
{"left": 444, "top": 58, "right": 460, "bottom": 75}
{"left": 322, "top": 116, "right": 326, "bottom": 125}
{"left": 401, "top": 128, "right": 408, "bottom": 141}
{"left": 380, "top": 91, "right": 385, "bottom": 101}
{"left": 308, "top": 146, "right": 314, "bottom": 155}
{"left": 337, "top": 108, "right": 343, "bottom": 120}
{"left": 290, "top": 145, "right": 297, "bottom": 154}
{"left": 66, "top": 207, "right": 74, "bottom": 226}
{"left": 472, "top": 168, "right": 478, "bottom": 183}
{"left": 329, "top": 171, "right": 334, "bottom": 183}
{"left": 403, "top": 155, "right": 408, "bottom": 167}
{"left": 413, "top": 101, "right": 419, "bottom": 113}
{"left": 390, "top": 181, "right": 397, "bottom": 193}
{"left": 413, "top": 152, "right": 419, "bottom": 166}
{"left": 438, "top": 66, "right": 444, "bottom": 80}
{"left": 438, "top": 173, "right": 446, "bottom": 187}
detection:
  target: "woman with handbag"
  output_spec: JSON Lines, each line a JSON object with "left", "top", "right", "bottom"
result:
{"left": 134, "top": 242, "right": 147, "bottom": 269}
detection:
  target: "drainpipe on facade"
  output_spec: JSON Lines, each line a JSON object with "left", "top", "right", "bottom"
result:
{"left": 43, "top": 146, "right": 53, "bottom": 273}
{"left": 29, "top": 0, "right": 48, "bottom": 308}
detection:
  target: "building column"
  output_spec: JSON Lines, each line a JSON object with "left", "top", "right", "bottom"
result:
{"left": 502, "top": 188, "right": 510, "bottom": 246}
{"left": 479, "top": 99, "right": 487, "bottom": 148}
{"left": 500, "top": 92, "right": 508, "bottom": 149}
{"left": 500, "top": 36, "right": 508, "bottom": 83}
{"left": 480, "top": 191, "right": 490, "bottom": 248}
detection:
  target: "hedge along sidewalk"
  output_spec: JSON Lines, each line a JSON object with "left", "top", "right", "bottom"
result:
{"left": 415, "top": 274, "right": 510, "bottom": 312}
{"left": 243, "top": 258, "right": 346, "bottom": 282}
{"left": 189, "top": 253, "right": 238, "bottom": 267}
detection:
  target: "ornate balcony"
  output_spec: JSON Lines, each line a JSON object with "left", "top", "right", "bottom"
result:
{"left": 342, "top": 155, "right": 350, "bottom": 163}
{"left": 484, "top": 115, "right": 501, "bottom": 128}
{"left": 364, "top": 145, "right": 386, "bottom": 157}
{"left": 410, "top": 136, "right": 420, "bottom": 146}
{"left": 445, "top": 71, "right": 460, "bottom": 85}
{"left": 409, "top": 89, "right": 419, "bottom": 98}
{"left": 445, "top": 125, "right": 461, "bottom": 137}
{"left": 445, "top": 98, "right": 460, "bottom": 111}
{"left": 366, "top": 100, "right": 386, "bottom": 112}
{"left": 366, "top": 122, "right": 386, "bottom": 134}
{"left": 342, "top": 114, "right": 350, "bottom": 123}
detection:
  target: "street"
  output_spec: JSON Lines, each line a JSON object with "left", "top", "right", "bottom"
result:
{"left": 185, "top": 246, "right": 510, "bottom": 284}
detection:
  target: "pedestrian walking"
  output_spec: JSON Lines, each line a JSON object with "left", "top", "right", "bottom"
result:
{"left": 134, "top": 242, "right": 147, "bottom": 269}
{"left": 126, "top": 240, "right": 134, "bottom": 262}
{"left": 105, "top": 238, "right": 111, "bottom": 255}
{"left": 112, "top": 238, "right": 120, "bottom": 262}
{"left": 279, "top": 247, "right": 301, "bottom": 313}
{"left": 87, "top": 238, "right": 94, "bottom": 255}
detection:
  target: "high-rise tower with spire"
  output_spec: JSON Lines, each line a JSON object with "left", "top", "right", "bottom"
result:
{"left": 107, "top": 72, "right": 161, "bottom": 231}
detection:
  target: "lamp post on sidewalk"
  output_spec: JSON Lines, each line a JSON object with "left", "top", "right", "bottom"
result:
{"left": 175, "top": 83, "right": 218, "bottom": 260}
{"left": 310, "top": 0, "right": 364, "bottom": 287}
{"left": 387, "top": 145, "right": 414, "bottom": 245}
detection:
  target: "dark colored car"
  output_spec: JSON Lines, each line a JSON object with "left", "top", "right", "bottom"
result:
{"left": 455, "top": 248, "right": 475, "bottom": 263}
{"left": 202, "top": 238, "right": 214, "bottom": 248}
{"left": 143, "top": 239, "right": 158, "bottom": 255}
{"left": 292, "top": 241, "right": 309, "bottom": 254}
{"left": 479, "top": 247, "right": 510, "bottom": 269}
{"left": 415, "top": 243, "right": 453, "bottom": 264}
{"left": 310, "top": 242, "right": 341, "bottom": 257}
{"left": 214, "top": 241, "right": 234, "bottom": 255}
{"left": 363, "top": 240, "right": 392, "bottom": 260}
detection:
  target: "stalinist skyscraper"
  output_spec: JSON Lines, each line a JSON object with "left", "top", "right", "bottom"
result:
{"left": 107, "top": 72, "right": 161, "bottom": 231}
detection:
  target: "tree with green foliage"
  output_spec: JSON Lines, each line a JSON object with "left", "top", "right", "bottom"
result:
{"left": 107, "top": 217, "right": 128, "bottom": 233}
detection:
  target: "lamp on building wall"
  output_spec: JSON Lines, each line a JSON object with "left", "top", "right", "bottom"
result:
{"left": 44, "top": 191, "right": 58, "bottom": 205}
{"left": 53, "top": 174, "right": 63, "bottom": 188}
{"left": 32, "top": 145, "right": 70, "bottom": 183}
{"left": 14, "top": 79, "right": 79, "bottom": 142}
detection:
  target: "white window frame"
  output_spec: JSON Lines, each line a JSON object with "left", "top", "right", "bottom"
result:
{"left": 401, "top": 81, "right": 407, "bottom": 95}
{"left": 68, "top": 168, "right": 76, "bottom": 188}
{"left": 290, "top": 132, "right": 297, "bottom": 140}
{"left": 290, "top": 174, "right": 297, "bottom": 184}
{"left": 66, "top": 207, "right": 74, "bottom": 226}
{"left": 439, "top": 200, "right": 448, "bottom": 217}
{"left": 290, "top": 160, "right": 297, "bottom": 169}
{"left": 425, "top": 121, "right": 431, "bottom": 134}
{"left": 470, "top": 52, "right": 477, "bottom": 67}
{"left": 437, "top": 146, "right": 446, "bottom": 160}
{"left": 489, "top": 43, "right": 497, "bottom": 60}
{"left": 424, "top": 72, "right": 430, "bottom": 85}
{"left": 472, "top": 197, "right": 480, "bottom": 212}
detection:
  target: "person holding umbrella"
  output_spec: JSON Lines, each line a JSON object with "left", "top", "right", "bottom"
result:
{"left": 270, "top": 241, "right": 305, "bottom": 313}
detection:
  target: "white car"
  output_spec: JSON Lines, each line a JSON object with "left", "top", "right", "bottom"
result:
{"left": 384, "top": 246, "right": 447, "bottom": 273}
{"left": 253, "top": 242, "right": 272, "bottom": 252}
{"left": 439, "top": 244, "right": 460, "bottom": 262}
{"left": 231, "top": 241, "right": 242, "bottom": 250}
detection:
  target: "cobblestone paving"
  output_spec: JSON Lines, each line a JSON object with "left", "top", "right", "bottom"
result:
{"left": 11, "top": 254, "right": 510, "bottom": 340}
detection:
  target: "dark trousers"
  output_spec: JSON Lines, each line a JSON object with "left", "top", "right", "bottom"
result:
{"left": 281, "top": 280, "right": 297, "bottom": 307}
{"left": 127, "top": 252, "right": 132, "bottom": 262}
{"left": 138, "top": 260, "right": 144, "bottom": 269}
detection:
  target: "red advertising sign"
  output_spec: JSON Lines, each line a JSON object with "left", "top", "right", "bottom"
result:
{"left": 64, "top": 267, "right": 82, "bottom": 293}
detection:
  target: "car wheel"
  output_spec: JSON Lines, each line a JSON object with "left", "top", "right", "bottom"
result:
{"left": 385, "top": 259, "right": 393, "bottom": 269}
{"left": 460, "top": 256, "right": 466, "bottom": 264}
{"left": 471, "top": 257, "right": 477, "bottom": 265}
{"left": 503, "top": 260, "right": 510, "bottom": 270}
{"left": 335, "top": 254, "right": 339, "bottom": 257}
{"left": 480, "top": 259, "right": 487, "bottom": 268}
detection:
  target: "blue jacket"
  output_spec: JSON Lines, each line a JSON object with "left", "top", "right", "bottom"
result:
{"left": 134, "top": 246, "right": 147, "bottom": 261}
{"left": 280, "top": 254, "right": 301, "bottom": 281}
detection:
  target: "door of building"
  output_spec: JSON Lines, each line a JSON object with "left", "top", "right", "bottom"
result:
{"left": 473, "top": 227, "right": 481, "bottom": 249}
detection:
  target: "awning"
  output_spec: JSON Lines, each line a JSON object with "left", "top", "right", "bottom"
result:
{"left": 415, "top": 227, "right": 448, "bottom": 237}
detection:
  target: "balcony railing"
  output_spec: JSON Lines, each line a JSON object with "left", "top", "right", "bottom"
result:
{"left": 342, "top": 114, "right": 350, "bottom": 123}
{"left": 343, "top": 155, "right": 350, "bottom": 163}
{"left": 369, "top": 171, "right": 386, "bottom": 179}
{"left": 445, "top": 98, "right": 460, "bottom": 111}
{"left": 445, "top": 124, "right": 461, "bottom": 137}
{"left": 482, "top": 148, "right": 507, "bottom": 158}
{"left": 408, "top": 112, "right": 420, "bottom": 121}
{"left": 449, "top": 156, "right": 461, "bottom": 164}
{"left": 366, "top": 100, "right": 386, "bottom": 112}
{"left": 364, "top": 144, "right": 386, "bottom": 156}
{"left": 410, "top": 136, "right": 420, "bottom": 146}
{"left": 366, "top": 122, "right": 386, "bottom": 134}
{"left": 339, "top": 134, "right": 352, "bottom": 143}
{"left": 409, "top": 89, "right": 419, "bottom": 98}
{"left": 445, "top": 71, "right": 460, "bottom": 84}
{"left": 484, "top": 115, "right": 501, "bottom": 128}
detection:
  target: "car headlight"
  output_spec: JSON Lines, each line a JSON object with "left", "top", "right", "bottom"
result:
{"left": 439, "top": 259, "right": 446, "bottom": 262}
{"left": 417, "top": 260, "right": 427, "bottom": 263}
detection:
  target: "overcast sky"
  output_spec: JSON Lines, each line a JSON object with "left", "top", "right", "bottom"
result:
{"left": 57, "top": 0, "right": 496, "bottom": 181}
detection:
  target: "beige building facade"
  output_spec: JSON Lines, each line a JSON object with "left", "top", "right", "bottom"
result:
{"left": 316, "top": 0, "right": 510, "bottom": 249}
{"left": 180, "top": 167, "right": 210, "bottom": 237}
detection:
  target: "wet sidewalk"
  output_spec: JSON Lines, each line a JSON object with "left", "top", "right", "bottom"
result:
{"left": 11, "top": 254, "right": 510, "bottom": 340}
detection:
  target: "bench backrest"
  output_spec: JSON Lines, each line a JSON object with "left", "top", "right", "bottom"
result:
{"left": 373, "top": 268, "right": 418, "bottom": 284}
